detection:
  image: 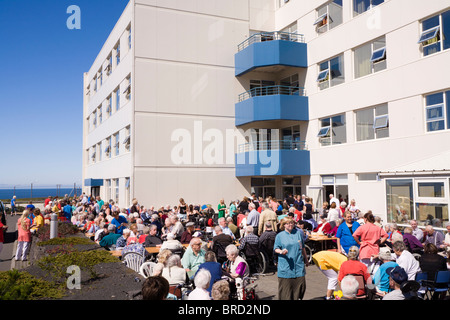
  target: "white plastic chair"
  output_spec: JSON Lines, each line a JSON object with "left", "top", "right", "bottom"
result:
{"left": 139, "top": 261, "right": 157, "bottom": 278}
{"left": 122, "top": 252, "right": 145, "bottom": 273}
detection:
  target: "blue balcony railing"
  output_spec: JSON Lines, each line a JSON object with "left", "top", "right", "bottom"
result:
{"left": 237, "top": 140, "right": 308, "bottom": 154}
{"left": 238, "top": 85, "right": 306, "bottom": 103}
{"left": 237, "top": 31, "right": 305, "bottom": 52}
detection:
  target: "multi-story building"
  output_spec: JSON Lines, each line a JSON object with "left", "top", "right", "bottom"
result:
{"left": 83, "top": 0, "right": 450, "bottom": 231}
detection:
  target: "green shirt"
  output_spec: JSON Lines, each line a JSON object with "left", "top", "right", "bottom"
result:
{"left": 100, "top": 233, "right": 121, "bottom": 248}
{"left": 181, "top": 246, "right": 206, "bottom": 275}
{"left": 218, "top": 204, "right": 226, "bottom": 218}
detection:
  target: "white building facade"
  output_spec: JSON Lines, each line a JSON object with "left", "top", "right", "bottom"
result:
{"left": 83, "top": 0, "right": 450, "bottom": 231}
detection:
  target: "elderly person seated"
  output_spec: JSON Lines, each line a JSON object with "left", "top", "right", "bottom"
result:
{"left": 99, "top": 224, "right": 121, "bottom": 250}
{"left": 160, "top": 233, "right": 184, "bottom": 252}
{"left": 313, "top": 213, "right": 335, "bottom": 235}
{"left": 371, "top": 247, "right": 398, "bottom": 296}
{"left": 144, "top": 224, "right": 163, "bottom": 247}
{"left": 224, "top": 244, "right": 249, "bottom": 279}
{"left": 337, "top": 246, "right": 372, "bottom": 297}
{"left": 423, "top": 225, "right": 445, "bottom": 250}
{"left": 188, "top": 268, "right": 212, "bottom": 300}
{"left": 211, "top": 280, "right": 230, "bottom": 300}
{"left": 382, "top": 266, "right": 408, "bottom": 300}
{"left": 161, "top": 254, "right": 189, "bottom": 286}
{"left": 181, "top": 237, "right": 206, "bottom": 278}
{"left": 195, "top": 251, "right": 223, "bottom": 293}
{"left": 391, "top": 241, "right": 421, "bottom": 281}
{"left": 115, "top": 228, "right": 131, "bottom": 249}
{"left": 403, "top": 227, "right": 424, "bottom": 254}
{"left": 153, "top": 249, "right": 173, "bottom": 277}
{"left": 339, "top": 275, "right": 360, "bottom": 300}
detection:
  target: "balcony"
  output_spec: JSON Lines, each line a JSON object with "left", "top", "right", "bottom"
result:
{"left": 235, "top": 85, "right": 309, "bottom": 127}
{"left": 235, "top": 140, "right": 310, "bottom": 177}
{"left": 235, "top": 31, "right": 307, "bottom": 77}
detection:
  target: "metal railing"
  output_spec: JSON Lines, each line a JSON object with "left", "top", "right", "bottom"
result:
{"left": 238, "top": 85, "right": 306, "bottom": 102}
{"left": 237, "top": 140, "right": 308, "bottom": 153}
{"left": 237, "top": 31, "right": 305, "bottom": 52}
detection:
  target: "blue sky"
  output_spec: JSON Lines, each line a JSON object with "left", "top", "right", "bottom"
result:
{"left": 0, "top": 0, "right": 129, "bottom": 188}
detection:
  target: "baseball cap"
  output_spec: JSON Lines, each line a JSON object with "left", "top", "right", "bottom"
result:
{"left": 386, "top": 266, "right": 408, "bottom": 285}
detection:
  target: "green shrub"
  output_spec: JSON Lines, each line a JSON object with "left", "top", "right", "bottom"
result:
{"left": 0, "top": 270, "right": 65, "bottom": 300}
{"left": 37, "top": 249, "right": 119, "bottom": 281}
{"left": 38, "top": 237, "right": 93, "bottom": 246}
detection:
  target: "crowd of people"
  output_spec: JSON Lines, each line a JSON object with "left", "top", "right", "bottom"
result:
{"left": 1, "top": 191, "right": 449, "bottom": 301}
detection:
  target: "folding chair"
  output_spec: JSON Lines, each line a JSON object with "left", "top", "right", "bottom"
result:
{"left": 427, "top": 270, "right": 450, "bottom": 300}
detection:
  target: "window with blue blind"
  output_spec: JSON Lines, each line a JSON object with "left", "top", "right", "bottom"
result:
{"left": 425, "top": 90, "right": 450, "bottom": 132}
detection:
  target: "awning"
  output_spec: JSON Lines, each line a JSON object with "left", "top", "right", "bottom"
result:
{"left": 84, "top": 179, "right": 104, "bottom": 187}
{"left": 379, "top": 150, "right": 450, "bottom": 177}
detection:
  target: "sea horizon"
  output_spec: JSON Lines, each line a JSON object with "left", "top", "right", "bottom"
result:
{"left": 0, "top": 187, "right": 82, "bottom": 201}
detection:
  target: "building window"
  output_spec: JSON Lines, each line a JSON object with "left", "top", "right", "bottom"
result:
{"left": 97, "top": 142, "right": 102, "bottom": 162}
{"left": 115, "top": 88, "right": 120, "bottom": 111}
{"left": 386, "top": 179, "right": 414, "bottom": 224}
{"left": 106, "top": 179, "right": 112, "bottom": 201}
{"left": 318, "top": 114, "right": 347, "bottom": 146}
{"left": 105, "top": 55, "right": 112, "bottom": 76}
{"left": 123, "top": 126, "right": 131, "bottom": 152}
{"left": 128, "top": 26, "right": 132, "bottom": 49}
{"left": 92, "top": 110, "right": 97, "bottom": 129}
{"left": 115, "top": 43, "right": 120, "bottom": 66}
{"left": 353, "top": 0, "right": 384, "bottom": 17}
{"left": 124, "top": 77, "right": 131, "bottom": 101}
{"left": 125, "top": 177, "right": 131, "bottom": 207}
{"left": 354, "top": 36, "right": 386, "bottom": 78}
{"left": 419, "top": 10, "right": 450, "bottom": 56}
{"left": 321, "top": 174, "right": 348, "bottom": 205}
{"left": 386, "top": 178, "right": 449, "bottom": 227}
{"left": 278, "top": 0, "right": 289, "bottom": 9}
{"left": 105, "top": 137, "right": 111, "bottom": 159}
{"left": 114, "top": 132, "right": 120, "bottom": 156}
{"left": 251, "top": 178, "right": 276, "bottom": 199}
{"left": 91, "top": 146, "right": 96, "bottom": 164}
{"left": 248, "top": 80, "right": 276, "bottom": 98}
{"left": 282, "top": 176, "right": 302, "bottom": 199}
{"left": 114, "top": 178, "right": 119, "bottom": 204}
{"left": 315, "top": 0, "right": 343, "bottom": 34}
{"left": 106, "top": 95, "right": 112, "bottom": 117}
{"left": 357, "top": 173, "right": 379, "bottom": 181}
{"left": 425, "top": 90, "right": 450, "bottom": 132}
{"left": 355, "top": 103, "right": 389, "bottom": 141}
{"left": 98, "top": 106, "right": 102, "bottom": 124}
{"left": 317, "top": 54, "right": 345, "bottom": 90}
{"left": 99, "top": 71, "right": 103, "bottom": 87}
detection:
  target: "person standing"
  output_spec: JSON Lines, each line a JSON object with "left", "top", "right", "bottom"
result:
{"left": 15, "top": 210, "right": 32, "bottom": 261}
{"left": 274, "top": 217, "right": 309, "bottom": 300}
{"left": 352, "top": 212, "right": 388, "bottom": 270}
{"left": 246, "top": 203, "right": 260, "bottom": 235}
{"left": 10, "top": 196, "right": 17, "bottom": 216}
{"left": 336, "top": 211, "right": 361, "bottom": 255}
{"left": 217, "top": 199, "right": 226, "bottom": 220}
